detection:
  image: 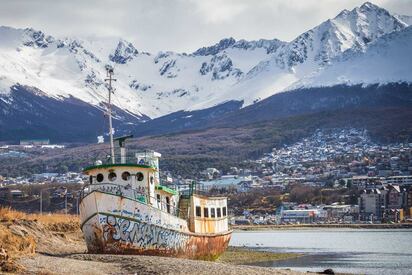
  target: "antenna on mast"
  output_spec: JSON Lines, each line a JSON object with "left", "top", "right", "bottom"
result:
{"left": 105, "top": 66, "right": 117, "bottom": 164}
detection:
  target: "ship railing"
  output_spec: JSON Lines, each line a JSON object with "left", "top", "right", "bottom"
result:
{"left": 110, "top": 155, "right": 158, "bottom": 167}
{"left": 179, "top": 183, "right": 210, "bottom": 198}
{"left": 187, "top": 181, "right": 210, "bottom": 197}
{"left": 80, "top": 183, "right": 181, "bottom": 216}
{"left": 87, "top": 149, "right": 159, "bottom": 168}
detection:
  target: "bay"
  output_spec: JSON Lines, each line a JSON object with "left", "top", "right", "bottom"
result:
{"left": 230, "top": 228, "right": 412, "bottom": 275}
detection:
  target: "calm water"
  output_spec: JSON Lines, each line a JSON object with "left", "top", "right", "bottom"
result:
{"left": 230, "top": 229, "right": 412, "bottom": 275}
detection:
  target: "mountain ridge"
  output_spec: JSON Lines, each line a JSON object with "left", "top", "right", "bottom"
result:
{"left": 0, "top": 2, "right": 411, "bottom": 142}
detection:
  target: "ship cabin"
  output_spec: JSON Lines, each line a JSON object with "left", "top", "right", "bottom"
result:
{"left": 82, "top": 135, "right": 229, "bottom": 235}
{"left": 189, "top": 194, "right": 229, "bottom": 234}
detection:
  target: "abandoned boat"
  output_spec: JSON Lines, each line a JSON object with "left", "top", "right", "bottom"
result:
{"left": 79, "top": 68, "right": 232, "bottom": 259}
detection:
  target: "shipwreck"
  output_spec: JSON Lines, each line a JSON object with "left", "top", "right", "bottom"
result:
{"left": 79, "top": 68, "right": 232, "bottom": 259}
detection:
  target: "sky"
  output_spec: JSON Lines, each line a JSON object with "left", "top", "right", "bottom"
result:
{"left": 0, "top": 0, "right": 411, "bottom": 53}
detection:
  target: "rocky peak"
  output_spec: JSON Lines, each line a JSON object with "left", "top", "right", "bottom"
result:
{"left": 232, "top": 38, "right": 285, "bottom": 54}
{"left": 275, "top": 2, "right": 407, "bottom": 68}
{"left": 199, "top": 53, "right": 242, "bottom": 80}
{"left": 22, "top": 28, "right": 54, "bottom": 48}
{"left": 193, "top": 37, "right": 285, "bottom": 56}
{"left": 193, "top": 37, "right": 236, "bottom": 56}
{"left": 359, "top": 1, "right": 381, "bottom": 12}
{"left": 109, "top": 39, "right": 139, "bottom": 64}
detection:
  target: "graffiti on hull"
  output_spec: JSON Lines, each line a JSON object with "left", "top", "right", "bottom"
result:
{"left": 102, "top": 215, "right": 189, "bottom": 252}
{"left": 110, "top": 207, "right": 183, "bottom": 231}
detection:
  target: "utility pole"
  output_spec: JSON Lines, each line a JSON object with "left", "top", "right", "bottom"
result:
{"left": 105, "top": 67, "right": 117, "bottom": 164}
{"left": 65, "top": 194, "right": 68, "bottom": 215}
{"left": 76, "top": 196, "right": 79, "bottom": 215}
{"left": 40, "top": 191, "right": 42, "bottom": 215}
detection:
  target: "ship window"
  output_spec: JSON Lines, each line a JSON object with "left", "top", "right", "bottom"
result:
{"left": 136, "top": 172, "right": 144, "bottom": 181}
{"left": 217, "top": 208, "right": 222, "bottom": 218}
{"left": 122, "top": 171, "right": 131, "bottom": 181}
{"left": 211, "top": 208, "right": 216, "bottom": 218}
{"left": 150, "top": 176, "right": 154, "bottom": 184}
{"left": 96, "top": 173, "right": 104, "bottom": 183}
{"left": 204, "top": 207, "right": 209, "bottom": 218}
{"left": 156, "top": 194, "right": 161, "bottom": 209}
{"left": 196, "top": 206, "right": 201, "bottom": 217}
{"left": 108, "top": 172, "right": 117, "bottom": 181}
{"left": 166, "top": 197, "right": 170, "bottom": 213}
{"left": 223, "top": 206, "right": 227, "bottom": 216}
{"left": 89, "top": 175, "right": 93, "bottom": 184}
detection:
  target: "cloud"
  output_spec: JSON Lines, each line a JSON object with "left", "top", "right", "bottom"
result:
{"left": 0, "top": 0, "right": 410, "bottom": 53}
{"left": 189, "top": 0, "right": 248, "bottom": 24}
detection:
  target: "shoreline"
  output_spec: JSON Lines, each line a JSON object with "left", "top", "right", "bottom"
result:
{"left": 232, "top": 223, "right": 412, "bottom": 231}
{"left": 218, "top": 246, "right": 302, "bottom": 265}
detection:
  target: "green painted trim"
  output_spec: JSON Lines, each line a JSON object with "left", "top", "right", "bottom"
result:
{"left": 155, "top": 185, "right": 178, "bottom": 195}
{"left": 81, "top": 211, "right": 139, "bottom": 229}
{"left": 80, "top": 190, "right": 148, "bottom": 229}
{"left": 83, "top": 163, "right": 156, "bottom": 172}
{"left": 80, "top": 189, "right": 146, "bottom": 206}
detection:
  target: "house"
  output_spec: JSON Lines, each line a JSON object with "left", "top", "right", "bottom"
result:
{"left": 10, "top": 189, "right": 24, "bottom": 199}
{"left": 50, "top": 187, "right": 68, "bottom": 202}
{"left": 384, "top": 176, "right": 412, "bottom": 186}
{"left": 200, "top": 168, "right": 220, "bottom": 180}
{"left": 280, "top": 209, "right": 324, "bottom": 224}
{"left": 20, "top": 139, "right": 50, "bottom": 146}
{"left": 358, "top": 188, "right": 387, "bottom": 221}
{"left": 386, "top": 184, "right": 405, "bottom": 210}
{"left": 323, "top": 204, "right": 358, "bottom": 221}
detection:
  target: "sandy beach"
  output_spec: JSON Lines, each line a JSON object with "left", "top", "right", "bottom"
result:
{"left": 19, "top": 253, "right": 313, "bottom": 275}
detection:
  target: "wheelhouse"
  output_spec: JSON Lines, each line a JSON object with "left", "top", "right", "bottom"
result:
{"left": 190, "top": 195, "right": 229, "bottom": 234}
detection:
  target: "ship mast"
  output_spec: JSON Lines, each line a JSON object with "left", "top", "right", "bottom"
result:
{"left": 105, "top": 67, "right": 116, "bottom": 164}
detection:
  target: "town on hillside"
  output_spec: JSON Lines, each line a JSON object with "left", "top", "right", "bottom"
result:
{"left": 1, "top": 129, "right": 412, "bottom": 224}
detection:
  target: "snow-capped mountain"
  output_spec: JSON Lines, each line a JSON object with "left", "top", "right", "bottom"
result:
{"left": 293, "top": 25, "right": 412, "bottom": 88}
{"left": 191, "top": 2, "right": 411, "bottom": 109}
{"left": 0, "top": 2, "right": 411, "bottom": 142}
{"left": 0, "top": 27, "right": 284, "bottom": 119}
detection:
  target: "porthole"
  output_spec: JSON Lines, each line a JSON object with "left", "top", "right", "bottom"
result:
{"left": 96, "top": 173, "right": 104, "bottom": 183}
{"left": 122, "top": 171, "right": 131, "bottom": 181}
{"left": 150, "top": 176, "right": 154, "bottom": 184}
{"left": 108, "top": 172, "right": 117, "bottom": 181}
{"left": 136, "top": 172, "right": 144, "bottom": 181}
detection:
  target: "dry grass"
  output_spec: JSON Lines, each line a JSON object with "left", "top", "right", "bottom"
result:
{"left": 0, "top": 207, "right": 79, "bottom": 232}
{"left": 0, "top": 207, "right": 81, "bottom": 272}
{"left": 0, "top": 207, "right": 28, "bottom": 222}
{"left": 0, "top": 224, "right": 36, "bottom": 255}
{"left": 0, "top": 223, "right": 36, "bottom": 272}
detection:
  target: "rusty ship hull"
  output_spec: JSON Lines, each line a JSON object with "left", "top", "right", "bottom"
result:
{"left": 80, "top": 190, "right": 232, "bottom": 260}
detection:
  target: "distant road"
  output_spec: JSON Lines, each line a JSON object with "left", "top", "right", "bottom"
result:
{"left": 233, "top": 223, "right": 412, "bottom": 231}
